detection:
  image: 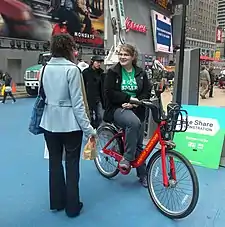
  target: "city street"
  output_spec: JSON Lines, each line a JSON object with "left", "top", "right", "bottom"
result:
{"left": 0, "top": 98, "right": 225, "bottom": 227}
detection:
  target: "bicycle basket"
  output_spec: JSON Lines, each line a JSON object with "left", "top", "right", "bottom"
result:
{"left": 165, "top": 103, "right": 188, "bottom": 132}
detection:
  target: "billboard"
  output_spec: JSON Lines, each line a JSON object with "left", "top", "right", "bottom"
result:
{"left": 152, "top": 0, "right": 174, "bottom": 13}
{"left": 151, "top": 10, "right": 173, "bottom": 53}
{"left": 216, "top": 28, "right": 222, "bottom": 43}
{"left": 0, "top": 0, "right": 104, "bottom": 48}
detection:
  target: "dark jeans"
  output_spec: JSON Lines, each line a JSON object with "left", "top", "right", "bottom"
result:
{"left": 90, "top": 101, "right": 104, "bottom": 129}
{"left": 114, "top": 108, "right": 146, "bottom": 177}
{"left": 209, "top": 84, "right": 214, "bottom": 97}
{"left": 2, "top": 91, "right": 16, "bottom": 103}
{"left": 44, "top": 130, "right": 83, "bottom": 216}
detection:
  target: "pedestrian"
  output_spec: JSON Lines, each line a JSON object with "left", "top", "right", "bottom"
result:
{"left": 77, "top": 58, "right": 89, "bottom": 72}
{"left": 208, "top": 66, "right": 215, "bottom": 98}
{"left": 39, "top": 34, "right": 96, "bottom": 218}
{"left": 1, "top": 72, "right": 16, "bottom": 104}
{"left": 0, "top": 70, "right": 3, "bottom": 80}
{"left": 199, "top": 65, "right": 210, "bottom": 99}
{"left": 0, "top": 70, "right": 4, "bottom": 86}
{"left": 82, "top": 55, "right": 105, "bottom": 129}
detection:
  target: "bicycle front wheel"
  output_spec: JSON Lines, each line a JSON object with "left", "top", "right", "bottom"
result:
{"left": 147, "top": 150, "right": 199, "bottom": 219}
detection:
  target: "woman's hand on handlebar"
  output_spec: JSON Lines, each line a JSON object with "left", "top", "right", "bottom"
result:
{"left": 130, "top": 97, "right": 139, "bottom": 102}
{"left": 122, "top": 103, "right": 133, "bottom": 109}
{"left": 129, "top": 97, "right": 141, "bottom": 107}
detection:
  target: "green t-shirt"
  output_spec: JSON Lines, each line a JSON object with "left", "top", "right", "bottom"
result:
{"left": 121, "top": 67, "right": 137, "bottom": 97}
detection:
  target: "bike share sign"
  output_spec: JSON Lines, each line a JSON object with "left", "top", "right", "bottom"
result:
{"left": 174, "top": 105, "right": 225, "bottom": 169}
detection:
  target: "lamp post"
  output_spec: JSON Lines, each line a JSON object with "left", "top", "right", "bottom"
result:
{"left": 173, "top": 0, "right": 189, "bottom": 105}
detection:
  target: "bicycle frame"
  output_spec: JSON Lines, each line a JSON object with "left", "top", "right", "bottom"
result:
{"left": 102, "top": 121, "right": 176, "bottom": 187}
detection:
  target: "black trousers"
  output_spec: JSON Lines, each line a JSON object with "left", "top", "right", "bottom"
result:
{"left": 2, "top": 91, "right": 16, "bottom": 103}
{"left": 209, "top": 84, "right": 214, "bottom": 97}
{"left": 44, "top": 130, "right": 83, "bottom": 216}
{"left": 90, "top": 101, "right": 104, "bottom": 129}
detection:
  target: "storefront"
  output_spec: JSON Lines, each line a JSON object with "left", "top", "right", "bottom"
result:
{"left": 104, "top": 0, "right": 174, "bottom": 66}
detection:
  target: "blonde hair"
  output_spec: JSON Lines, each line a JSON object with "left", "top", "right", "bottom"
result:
{"left": 119, "top": 44, "right": 138, "bottom": 65}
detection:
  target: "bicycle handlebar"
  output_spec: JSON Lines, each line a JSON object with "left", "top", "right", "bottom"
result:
{"left": 129, "top": 99, "right": 144, "bottom": 106}
{"left": 129, "top": 99, "right": 160, "bottom": 123}
{"left": 129, "top": 99, "right": 188, "bottom": 132}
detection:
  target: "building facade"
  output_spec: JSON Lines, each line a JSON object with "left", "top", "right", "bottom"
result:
{"left": 216, "top": 1, "right": 225, "bottom": 59}
{"left": 173, "top": 0, "right": 218, "bottom": 59}
{"left": 105, "top": 0, "right": 174, "bottom": 66}
{"left": 0, "top": 0, "right": 175, "bottom": 84}
{"left": 217, "top": 0, "right": 225, "bottom": 29}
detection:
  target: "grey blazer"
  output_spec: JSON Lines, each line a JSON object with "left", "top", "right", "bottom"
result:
{"left": 39, "top": 57, "right": 95, "bottom": 137}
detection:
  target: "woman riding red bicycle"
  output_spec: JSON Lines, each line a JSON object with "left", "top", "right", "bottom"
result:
{"left": 95, "top": 44, "right": 199, "bottom": 219}
{"left": 103, "top": 44, "right": 151, "bottom": 187}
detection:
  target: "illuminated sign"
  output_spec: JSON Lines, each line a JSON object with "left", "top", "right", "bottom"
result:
{"left": 154, "top": 0, "right": 169, "bottom": 9}
{"left": 125, "top": 17, "right": 147, "bottom": 34}
{"left": 152, "top": 0, "right": 174, "bottom": 12}
{"left": 216, "top": 28, "right": 222, "bottom": 43}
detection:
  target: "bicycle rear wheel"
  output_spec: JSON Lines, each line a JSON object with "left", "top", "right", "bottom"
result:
{"left": 147, "top": 150, "right": 199, "bottom": 219}
{"left": 94, "top": 125, "right": 122, "bottom": 179}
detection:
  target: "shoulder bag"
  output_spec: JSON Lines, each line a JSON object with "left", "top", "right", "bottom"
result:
{"left": 28, "top": 64, "right": 47, "bottom": 135}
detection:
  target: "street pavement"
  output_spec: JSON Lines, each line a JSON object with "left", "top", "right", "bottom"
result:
{"left": 161, "top": 87, "right": 225, "bottom": 108}
{"left": 0, "top": 98, "right": 225, "bottom": 227}
{"left": 1, "top": 85, "right": 224, "bottom": 106}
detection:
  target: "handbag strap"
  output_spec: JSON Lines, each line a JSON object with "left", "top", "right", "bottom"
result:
{"left": 39, "top": 64, "right": 47, "bottom": 99}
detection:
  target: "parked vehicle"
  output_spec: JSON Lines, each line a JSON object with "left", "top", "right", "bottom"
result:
{"left": 24, "top": 52, "right": 51, "bottom": 96}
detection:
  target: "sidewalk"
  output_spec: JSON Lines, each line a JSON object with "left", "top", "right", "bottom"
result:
{"left": 162, "top": 87, "right": 225, "bottom": 108}
{"left": 1, "top": 86, "right": 224, "bottom": 105}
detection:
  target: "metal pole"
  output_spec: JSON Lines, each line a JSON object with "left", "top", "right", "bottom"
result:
{"left": 175, "top": 2, "right": 187, "bottom": 105}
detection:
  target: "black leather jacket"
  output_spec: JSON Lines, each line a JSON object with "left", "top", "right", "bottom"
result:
{"left": 82, "top": 66, "right": 105, "bottom": 110}
{"left": 104, "top": 63, "right": 151, "bottom": 123}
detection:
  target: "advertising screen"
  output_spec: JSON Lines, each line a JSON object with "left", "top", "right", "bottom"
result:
{"left": 151, "top": 10, "right": 173, "bottom": 53}
{"left": 0, "top": 0, "right": 104, "bottom": 48}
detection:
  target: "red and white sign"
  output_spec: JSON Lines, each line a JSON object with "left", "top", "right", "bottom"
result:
{"left": 125, "top": 17, "right": 147, "bottom": 34}
{"left": 216, "top": 28, "right": 222, "bottom": 43}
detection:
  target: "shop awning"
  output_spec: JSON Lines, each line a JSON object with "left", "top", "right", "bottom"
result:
{"left": 200, "top": 56, "right": 222, "bottom": 62}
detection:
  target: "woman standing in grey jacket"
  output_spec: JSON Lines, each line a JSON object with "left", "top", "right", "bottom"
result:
{"left": 40, "top": 34, "right": 96, "bottom": 217}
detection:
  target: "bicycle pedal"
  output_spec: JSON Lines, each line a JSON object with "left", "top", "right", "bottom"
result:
{"left": 165, "top": 140, "right": 176, "bottom": 149}
{"left": 118, "top": 166, "right": 131, "bottom": 175}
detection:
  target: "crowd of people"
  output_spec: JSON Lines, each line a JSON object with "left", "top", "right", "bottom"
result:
{"left": 36, "top": 33, "right": 151, "bottom": 218}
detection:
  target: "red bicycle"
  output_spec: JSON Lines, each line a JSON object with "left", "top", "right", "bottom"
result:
{"left": 94, "top": 100, "right": 199, "bottom": 219}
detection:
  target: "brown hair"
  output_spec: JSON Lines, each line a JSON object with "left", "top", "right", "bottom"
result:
{"left": 119, "top": 44, "right": 138, "bottom": 65}
{"left": 50, "top": 34, "right": 75, "bottom": 62}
